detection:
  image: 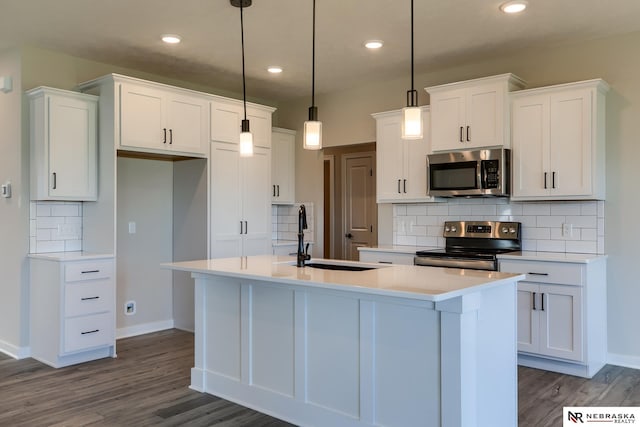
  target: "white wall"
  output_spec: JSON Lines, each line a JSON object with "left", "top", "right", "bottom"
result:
{"left": 0, "top": 49, "right": 30, "bottom": 357}
{"left": 116, "top": 157, "right": 174, "bottom": 336}
{"left": 278, "top": 31, "right": 640, "bottom": 367}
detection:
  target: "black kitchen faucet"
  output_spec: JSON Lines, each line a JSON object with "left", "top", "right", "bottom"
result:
{"left": 297, "top": 204, "right": 311, "bottom": 267}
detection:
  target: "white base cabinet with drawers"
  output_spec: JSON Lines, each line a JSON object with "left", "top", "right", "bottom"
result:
{"left": 30, "top": 255, "right": 116, "bottom": 368}
{"left": 358, "top": 248, "right": 416, "bottom": 265}
{"left": 499, "top": 256, "right": 607, "bottom": 378}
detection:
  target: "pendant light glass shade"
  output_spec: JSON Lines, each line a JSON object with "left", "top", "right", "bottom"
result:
{"left": 401, "top": 0, "right": 423, "bottom": 140}
{"left": 401, "top": 105, "right": 423, "bottom": 139}
{"left": 303, "top": 106, "right": 322, "bottom": 150}
{"left": 304, "top": 0, "right": 322, "bottom": 150}
{"left": 239, "top": 119, "right": 254, "bottom": 157}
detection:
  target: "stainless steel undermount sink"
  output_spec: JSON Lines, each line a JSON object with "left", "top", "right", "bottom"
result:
{"left": 304, "top": 262, "right": 376, "bottom": 272}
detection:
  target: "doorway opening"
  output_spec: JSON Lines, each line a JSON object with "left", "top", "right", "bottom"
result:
{"left": 323, "top": 143, "right": 377, "bottom": 261}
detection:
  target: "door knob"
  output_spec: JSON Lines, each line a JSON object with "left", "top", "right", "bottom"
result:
{"left": 345, "top": 233, "right": 353, "bottom": 239}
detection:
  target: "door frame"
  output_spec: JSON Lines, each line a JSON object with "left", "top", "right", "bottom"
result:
{"left": 341, "top": 151, "right": 377, "bottom": 260}
{"left": 323, "top": 155, "right": 336, "bottom": 259}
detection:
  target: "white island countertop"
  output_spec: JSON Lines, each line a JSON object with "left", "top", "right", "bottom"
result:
{"left": 165, "top": 255, "right": 524, "bottom": 302}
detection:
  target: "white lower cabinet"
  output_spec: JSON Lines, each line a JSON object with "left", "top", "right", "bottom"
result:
{"left": 499, "top": 257, "right": 607, "bottom": 378}
{"left": 210, "top": 141, "right": 271, "bottom": 258}
{"left": 30, "top": 256, "right": 116, "bottom": 368}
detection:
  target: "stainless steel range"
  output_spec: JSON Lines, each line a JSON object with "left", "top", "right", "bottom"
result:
{"left": 414, "top": 220, "right": 521, "bottom": 271}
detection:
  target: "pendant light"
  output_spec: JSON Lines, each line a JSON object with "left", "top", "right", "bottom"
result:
{"left": 401, "top": 0, "right": 423, "bottom": 140}
{"left": 232, "top": 0, "right": 254, "bottom": 157}
{"left": 303, "top": 0, "right": 322, "bottom": 150}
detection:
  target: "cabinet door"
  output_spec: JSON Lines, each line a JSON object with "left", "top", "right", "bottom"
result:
{"left": 511, "top": 95, "right": 550, "bottom": 198}
{"left": 430, "top": 89, "right": 465, "bottom": 152}
{"left": 466, "top": 83, "right": 504, "bottom": 149}
{"left": 403, "top": 110, "right": 431, "bottom": 200}
{"left": 242, "top": 147, "right": 272, "bottom": 256}
{"left": 48, "top": 94, "right": 97, "bottom": 199}
{"left": 271, "top": 130, "right": 295, "bottom": 204}
{"left": 119, "top": 83, "right": 166, "bottom": 150}
{"left": 375, "top": 116, "right": 404, "bottom": 202}
{"left": 549, "top": 89, "right": 592, "bottom": 197}
{"left": 247, "top": 106, "right": 272, "bottom": 149}
{"left": 211, "top": 100, "right": 242, "bottom": 143}
{"left": 167, "top": 93, "right": 208, "bottom": 156}
{"left": 210, "top": 142, "right": 243, "bottom": 258}
{"left": 516, "top": 282, "right": 540, "bottom": 354}
{"left": 539, "top": 284, "right": 583, "bottom": 362}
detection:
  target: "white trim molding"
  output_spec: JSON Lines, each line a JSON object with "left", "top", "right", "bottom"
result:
{"left": 0, "top": 339, "right": 30, "bottom": 359}
{"left": 607, "top": 352, "right": 640, "bottom": 370}
{"left": 116, "top": 319, "right": 175, "bottom": 339}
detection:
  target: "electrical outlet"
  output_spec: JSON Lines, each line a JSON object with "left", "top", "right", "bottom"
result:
{"left": 562, "top": 223, "right": 573, "bottom": 237}
{"left": 128, "top": 222, "right": 136, "bottom": 234}
{"left": 125, "top": 300, "right": 136, "bottom": 315}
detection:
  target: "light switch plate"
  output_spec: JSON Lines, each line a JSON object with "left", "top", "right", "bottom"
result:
{"left": 1, "top": 182, "right": 10, "bottom": 198}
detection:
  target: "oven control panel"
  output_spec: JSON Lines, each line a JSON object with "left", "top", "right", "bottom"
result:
{"left": 443, "top": 221, "right": 520, "bottom": 239}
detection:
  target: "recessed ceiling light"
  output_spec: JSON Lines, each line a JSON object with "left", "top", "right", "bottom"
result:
{"left": 267, "top": 66, "right": 283, "bottom": 74}
{"left": 161, "top": 34, "right": 181, "bottom": 44}
{"left": 364, "top": 40, "right": 384, "bottom": 49}
{"left": 500, "top": 1, "right": 527, "bottom": 14}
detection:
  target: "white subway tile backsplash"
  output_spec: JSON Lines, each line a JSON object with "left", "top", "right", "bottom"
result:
{"left": 30, "top": 201, "right": 83, "bottom": 254}
{"left": 536, "top": 216, "right": 565, "bottom": 228}
{"left": 566, "top": 240, "right": 597, "bottom": 254}
{"left": 550, "top": 203, "right": 582, "bottom": 216}
{"left": 566, "top": 215, "right": 597, "bottom": 228}
{"left": 523, "top": 203, "right": 551, "bottom": 216}
{"left": 393, "top": 199, "right": 605, "bottom": 254}
{"left": 272, "top": 202, "right": 315, "bottom": 243}
{"left": 406, "top": 205, "right": 427, "bottom": 216}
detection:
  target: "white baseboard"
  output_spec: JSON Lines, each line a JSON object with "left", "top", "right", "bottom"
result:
{"left": 0, "top": 339, "right": 30, "bottom": 359}
{"left": 607, "top": 352, "right": 640, "bottom": 370}
{"left": 116, "top": 319, "right": 175, "bottom": 339}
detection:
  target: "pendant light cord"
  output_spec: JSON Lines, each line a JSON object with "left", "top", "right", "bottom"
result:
{"left": 311, "top": 0, "right": 316, "bottom": 108}
{"left": 240, "top": 2, "right": 247, "bottom": 121}
{"left": 410, "top": 0, "right": 414, "bottom": 93}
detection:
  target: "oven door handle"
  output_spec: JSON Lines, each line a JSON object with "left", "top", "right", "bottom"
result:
{"left": 414, "top": 256, "right": 496, "bottom": 271}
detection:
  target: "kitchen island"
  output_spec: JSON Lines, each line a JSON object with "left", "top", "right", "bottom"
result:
{"left": 165, "top": 256, "right": 525, "bottom": 427}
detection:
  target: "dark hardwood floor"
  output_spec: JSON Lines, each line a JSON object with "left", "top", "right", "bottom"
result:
{"left": 1, "top": 329, "right": 638, "bottom": 426}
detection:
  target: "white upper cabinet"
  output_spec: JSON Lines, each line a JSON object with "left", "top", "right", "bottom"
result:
{"left": 28, "top": 87, "right": 98, "bottom": 201}
{"left": 511, "top": 79, "right": 608, "bottom": 200}
{"left": 119, "top": 80, "right": 208, "bottom": 157}
{"left": 373, "top": 107, "right": 433, "bottom": 203}
{"left": 271, "top": 127, "right": 296, "bottom": 204}
{"left": 426, "top": 73, "right": 525, "bottom": 152}
{"left": 211, "top": 99, "right": 273, "bottom": 148}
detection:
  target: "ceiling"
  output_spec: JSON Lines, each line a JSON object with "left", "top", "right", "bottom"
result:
{"left": 2, "top": 0, "right": 640, "bottom": 102}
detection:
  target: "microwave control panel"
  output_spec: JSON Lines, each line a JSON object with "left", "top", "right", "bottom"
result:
{"left": 481, "top": 160, "right": 500, "bottom": 189}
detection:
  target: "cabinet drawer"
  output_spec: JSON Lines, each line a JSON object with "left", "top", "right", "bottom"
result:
{"left": 65, "top": 260, "right": 113, "bottom": 282}
{"left": 499, "top": 260, "right": 583, "bottom": 285}
{"left": 63, "top": 312, "right": 113, "bottom": 354}
{"left": 359, "top": 251, "right": 415, "bottom": 265}
{"left": 65, "top": 280, "right": 113, "bottom": 317}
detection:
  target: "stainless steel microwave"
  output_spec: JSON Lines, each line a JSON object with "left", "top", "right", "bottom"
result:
{"left": 427, "top": 148, "right": 510, "bottom": 197}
